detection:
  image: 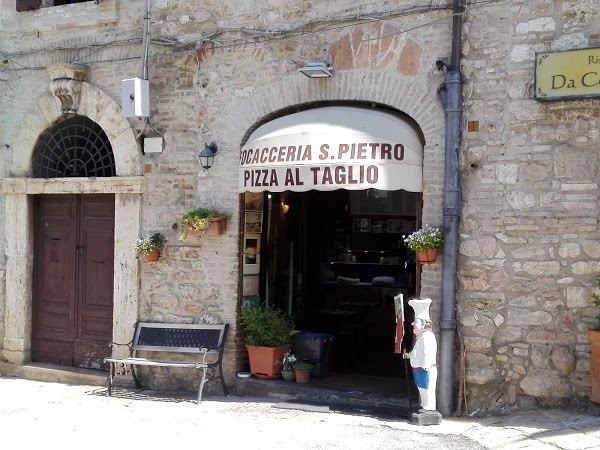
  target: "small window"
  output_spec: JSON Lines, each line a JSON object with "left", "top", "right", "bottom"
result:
{"left": 17, "top": 0, "right": 93, "bottom": 12}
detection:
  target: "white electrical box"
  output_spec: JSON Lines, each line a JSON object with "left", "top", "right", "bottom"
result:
{"left": 121, "top": 77, "right": 150, "bottom": 118}
{"left": 144, "top": 137, "right": 163, "bottom": 154}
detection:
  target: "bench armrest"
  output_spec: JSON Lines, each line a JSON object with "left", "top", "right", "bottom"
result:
{"left": 107, "top": 340, "right": 134, "bottom": 353}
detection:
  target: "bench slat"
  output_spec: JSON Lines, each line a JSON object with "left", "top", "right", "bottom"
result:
{"left": 105, "top": 357, "right": 211, "bottom": 368}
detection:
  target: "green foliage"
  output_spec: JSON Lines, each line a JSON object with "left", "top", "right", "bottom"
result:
{"left": 592, "top": 278, "right": 600, "bottom": 328}
{"left": 239, "top": 305, "right": 294, "bottom": 347}
{"left": 292, "top": 361, "right": 314, "bottom": 372}
{"left": 179, "top": 207, "right": 230, "bottom": 241}
{"left": 182, "top": 207, "right": 229, "bottom": 221}
{"left": 132, "top": 232, "right": 167, "bottom": 257}
{"left": 403, "top": 225, "right": 443, "bottom": 251}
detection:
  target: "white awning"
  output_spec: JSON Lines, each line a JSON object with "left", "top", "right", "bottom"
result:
{"left": 239, "top": 106, "right": 423, "bottom": 193}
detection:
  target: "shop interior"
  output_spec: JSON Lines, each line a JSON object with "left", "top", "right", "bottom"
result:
{"left": 242, "top": 188, "right": 421, "bottom": 390}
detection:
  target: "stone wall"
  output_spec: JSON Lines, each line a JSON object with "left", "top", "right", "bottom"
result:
{"left": 0, "top": 0, "right": 452, "bottom": 393}
{"left": 460, "top": 0, "right": 600, "bottom": 413}
{"left": 3, "top": 0, "right": 597, "bottom": 412}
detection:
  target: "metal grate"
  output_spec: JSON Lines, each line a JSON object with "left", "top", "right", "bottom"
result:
{"left": 33, "top": 115, "right": 116, "bottom": 178}
{"left": 137, "top": 327, "right": 221, "bottom": 349}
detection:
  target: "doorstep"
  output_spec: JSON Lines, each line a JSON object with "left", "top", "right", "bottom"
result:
{"left": 233, "top": 372, "right": 417, "bottom": 411}
{"left": 0, "top": 361, "right": 129, "bottom": 388}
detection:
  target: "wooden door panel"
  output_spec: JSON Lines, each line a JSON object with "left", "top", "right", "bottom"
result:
{"left": 31, "top": 339, "right": 73, "bottom": 366}
{"left": 75, "top": 195, "right": 114, "bottom": 368}
{"left": 32, "top": 196, "right": 77, "bottom": 364}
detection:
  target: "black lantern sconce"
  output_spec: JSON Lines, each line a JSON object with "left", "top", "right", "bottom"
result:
{"left": 198, "top": 142, "right": 218, "bottom": 170}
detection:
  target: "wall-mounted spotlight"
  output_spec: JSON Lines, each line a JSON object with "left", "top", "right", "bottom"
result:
{"left": 198, "top": 142, "right": 218, "bottom": 170}
{"left": 280, "top": 200, "right": 290, "bottom": 215}
{"left": 298, "top": 61, "right": 333, "bottom": 78}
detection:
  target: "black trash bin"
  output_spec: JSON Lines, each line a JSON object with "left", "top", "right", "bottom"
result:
{"left": 292, "top": 331, "right": 334, "bottom": 378}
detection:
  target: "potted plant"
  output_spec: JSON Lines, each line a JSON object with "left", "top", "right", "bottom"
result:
{"left": 239, "top": 304, "right": 294, "bottom": 379}
{"left": 132, "top": 232, "right": 167, "bottom": 262}
{"left": 589, "top": 277, "right": 600, "bottom": 404}
{"left": 403, "top": 224, "right": 443, "bottom": 264}
{"left": 292, "top": 360, "right": 314, "bottom": 384}
{"left": 179, "top": 207, "right": 230, "bottom": 240}
{"left": 279, "top": 351, "right": 297, "bottom": 381}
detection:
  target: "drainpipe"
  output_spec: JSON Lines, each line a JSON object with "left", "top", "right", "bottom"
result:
{"left": 437, "top": 0, "right": 464, "bottom": 418}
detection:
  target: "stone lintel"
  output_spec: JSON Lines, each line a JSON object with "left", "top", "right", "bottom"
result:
{"left": 0, "top": 177, "right": 144, "bottom": 194}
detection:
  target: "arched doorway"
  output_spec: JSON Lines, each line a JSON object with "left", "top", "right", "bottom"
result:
{"left": 31, "top": 115, "right": 116, "bottom": 368}
{"left": 239, "top": 105, "right": 424, "bottom": 385}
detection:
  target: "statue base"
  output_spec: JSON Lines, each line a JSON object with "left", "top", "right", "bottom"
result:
{"left": 411, "top": 409, "right": 442, "bottom": 426}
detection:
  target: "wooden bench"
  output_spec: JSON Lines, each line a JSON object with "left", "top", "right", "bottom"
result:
{"left": 103, "top": 322, "right": 229, "bottom": 404}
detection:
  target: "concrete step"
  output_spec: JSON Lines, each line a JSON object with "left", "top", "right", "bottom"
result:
{"left": 0, "top": 362, "right": 112, "bottom": 387}
{"left": 234, "top": 373, "right": 417, "bottom": 414}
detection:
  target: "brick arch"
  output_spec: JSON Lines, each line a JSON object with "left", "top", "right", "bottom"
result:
{"left": 10, "top": 83, "right": 141, "bottom": 177}
{"left": 222, "top": 70, "right": 445, "bottom": 150}
{"left": 221, "top": 69, "right": 445, "bottom": 302}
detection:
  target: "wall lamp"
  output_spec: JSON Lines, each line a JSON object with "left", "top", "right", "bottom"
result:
{"left": 298, "top": 61, "right": 333, "bottom": 78}
{"left": 198, "top": 142, "right": 218, "bottom": 170}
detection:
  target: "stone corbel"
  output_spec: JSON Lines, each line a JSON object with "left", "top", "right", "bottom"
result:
{"left": 47, "top": 63, "right": 89, "bottom": 114}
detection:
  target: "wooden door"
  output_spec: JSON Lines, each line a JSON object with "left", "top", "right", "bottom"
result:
{"left": 32, "top": 194, "right": 114, "bottom": 369}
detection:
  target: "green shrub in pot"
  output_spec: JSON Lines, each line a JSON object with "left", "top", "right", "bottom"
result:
{"left": 239, "top": 304, "right": 294, "bottom": 348}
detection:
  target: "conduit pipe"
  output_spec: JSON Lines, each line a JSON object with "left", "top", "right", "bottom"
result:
{"left": 437, "top": 0, "right": 464, "bottom": 417}
{"left": 141, "top": 0, "right": 151, "bottom": 80}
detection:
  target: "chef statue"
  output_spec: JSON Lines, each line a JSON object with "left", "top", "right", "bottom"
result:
{"left": 408, "top": 298, "right": 442, "bottom": 425}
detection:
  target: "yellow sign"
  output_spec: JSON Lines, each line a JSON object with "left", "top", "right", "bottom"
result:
{"left": 535, "top": 48, "right": 600, "bottom": 100}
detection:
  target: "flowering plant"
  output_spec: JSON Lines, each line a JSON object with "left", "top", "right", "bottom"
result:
{"left": 132, "top": 232, "right": 167, "bottom": 257}
{"left": 403, "top": 225, "right": 443, "bottom": 251}
{"left": 281, "top": 351, "right": 297, "bottom": 371}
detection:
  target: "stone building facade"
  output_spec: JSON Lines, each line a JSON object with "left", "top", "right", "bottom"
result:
{"left": 460, "top": 1, "right": 600, "bottom": 413}
{"left": 0, "top": 0, "right": 598, "bottom": 415}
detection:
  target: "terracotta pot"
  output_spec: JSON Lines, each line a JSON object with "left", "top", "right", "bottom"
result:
{"left": 416, "top": 249, "right": 438, "bottom": 264}
{"left": 246, "top": 345, "right": 290, "bottom": 380}
{"left": 294, "top": 370, "right": 311, "bottom": 384}
{"left": 143, "top": 250, "right": 160, "bottom": 262}
{"left": 207, "top": 216, "right": 227, "bottom": 235}
{"left": 281, "top": 369, "right": 295, "bottom": 381}
{"left": 588, "top": 329, "right": 600, "bottom": 403}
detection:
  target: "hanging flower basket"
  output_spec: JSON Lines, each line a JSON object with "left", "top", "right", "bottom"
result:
{"left": 179, "top": 208, "right": 230, "bottom": 241}
{"left": 416, "top": 248, "right": 438, "bottom": 264}
{"left": 404, "top": 225, "right": 443, "bottom": 265}
{"left": 143, "top": 249, "right": 161, "bottom": 263}
{"left": 207, "top": 216, "right": 227, "bottom": 236}
{"left": 133, "top": 232, "right": 167, "bottom": 263}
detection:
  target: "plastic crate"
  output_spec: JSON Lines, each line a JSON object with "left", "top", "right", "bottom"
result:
{"left": 292, "top": 331, "right": 334, "bottom": 378}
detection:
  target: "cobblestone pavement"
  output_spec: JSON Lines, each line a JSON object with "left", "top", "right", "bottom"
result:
{"left": 1, "top": 377, "right": 599, "bottom": 450}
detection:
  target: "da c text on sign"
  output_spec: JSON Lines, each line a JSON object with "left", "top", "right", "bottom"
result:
{"left": 535, "top": 48, "right": 600, "bottom": 101}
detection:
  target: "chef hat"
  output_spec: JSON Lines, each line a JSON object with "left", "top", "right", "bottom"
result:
{"left": 408, "top": 298, "right": 432, "bottom": 322}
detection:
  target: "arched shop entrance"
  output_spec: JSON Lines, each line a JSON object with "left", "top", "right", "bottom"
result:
{"left": 239, "top": 105, "right": 425, "bottom": 388}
